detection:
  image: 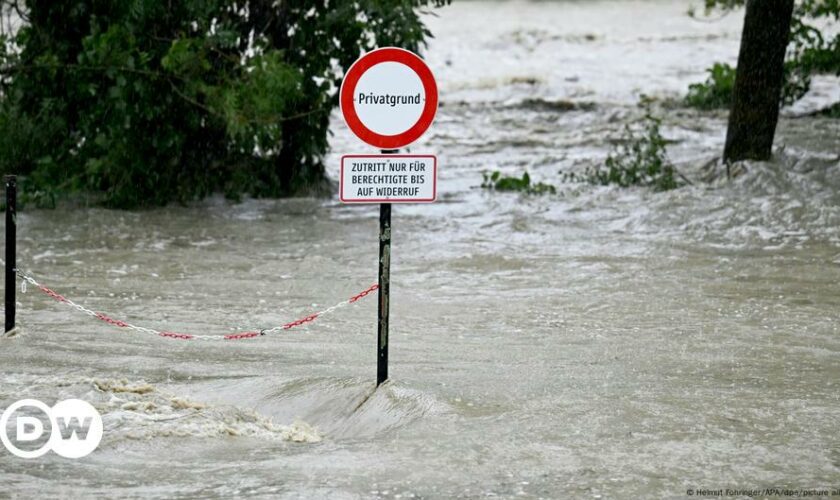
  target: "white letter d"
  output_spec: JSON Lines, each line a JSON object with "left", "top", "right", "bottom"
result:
{"left": 16, "top": 416, "right": 44, "bottom": 442}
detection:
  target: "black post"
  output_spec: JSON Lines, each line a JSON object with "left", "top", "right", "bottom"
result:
{"left": 377, "top": 203, "right": 391, "bottom": 386}
{"left": 5, "top": 175, "right": 16, "bottom": 334}
{"left": 377, "top": 149, "right": 396, "bottom": 386}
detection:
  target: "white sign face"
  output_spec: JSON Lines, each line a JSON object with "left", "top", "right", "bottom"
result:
{"left": 340, "top": 155, "right": 437, "bottom": 204}
{"left": 354, "top": 62, "right": 425, "bottom": 137}
{"left": 340, "top": 47, "right": 438, "bottom": 149}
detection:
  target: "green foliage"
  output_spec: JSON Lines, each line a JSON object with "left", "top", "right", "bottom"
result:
{"left": 818, "top": 101, "right": 840, "bottom": 117}
{"left": 685, "top": 62, "right": 736, "bottom": 110}
{"left": 688, "top": 0, "right": 840, "bottom": 108}
{"left": 586, "top": 106, "right": 679, "bottom": 191}
{"left": 783, "top": 2, "right": 840, "bottom": 104}
{"left": 481, "top": 170, "right": 557, "bottom": 195}
{"left": 0, "top": 0, "right": 450, "bottom": 208}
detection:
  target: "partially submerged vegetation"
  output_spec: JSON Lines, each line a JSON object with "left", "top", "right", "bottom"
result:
{"left": 685, "top": 63, "right": 736, "bottom": 110}
{"left": 584, "top": 106, "right": 681, "bottom": 191}
{"left": 0, "top": 0, "right": 450, "bottom": 208}
{"left": 481, "top": 171, "right": 556, "bottom": 195}
{"left": 484, "top": 104, "right": 683, "bottom": 195}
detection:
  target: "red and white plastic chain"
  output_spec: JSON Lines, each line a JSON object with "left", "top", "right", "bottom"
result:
{"left": 14, "top": 268, "right": 378, "bottom": 341}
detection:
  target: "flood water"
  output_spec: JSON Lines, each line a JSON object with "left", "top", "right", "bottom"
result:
{"left": 1, "top": 1, "right": 839, "bottom": 498}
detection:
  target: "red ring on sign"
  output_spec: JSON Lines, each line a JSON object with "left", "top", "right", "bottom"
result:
{"left": 340, "top": 47, "right": 438, "bottom": 149}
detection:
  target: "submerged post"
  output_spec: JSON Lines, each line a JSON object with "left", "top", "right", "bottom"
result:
{"left": 339, "top": 48, "right": 438, "bottom": 387}
{"left": 377, "top": 202, "right": 391, "bottom": 386}
{"left": 5, "top": 175, "right": 16, "bottom": 334}
{"left": 377, "top": 149, "right": 396, "bottom": 386}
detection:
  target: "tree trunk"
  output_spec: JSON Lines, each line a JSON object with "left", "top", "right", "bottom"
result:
{"left": 723, "top": 0, "right": 794, "bottom": 163}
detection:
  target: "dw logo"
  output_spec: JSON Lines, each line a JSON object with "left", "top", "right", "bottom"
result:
{"left": 0, "top": 399, "right": 103, "bottom": 459}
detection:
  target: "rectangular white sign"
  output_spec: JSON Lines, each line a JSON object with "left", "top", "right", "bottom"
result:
{"left": 340, "top": 155, "right": 437, "bottom": 203}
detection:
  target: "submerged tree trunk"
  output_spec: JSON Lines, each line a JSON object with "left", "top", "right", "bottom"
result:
{"left": 723, "top": 0, "right": 794, "bottom": 163}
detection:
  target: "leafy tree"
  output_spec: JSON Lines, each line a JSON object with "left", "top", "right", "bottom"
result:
{"left": 723, "top": 0, "right": 795, "bottom": 162}
{"left": 0, "top": 0, "right": 449, "bottom": 208}
{"left": 687, "top": 0, "right": 840, "bottom": 109}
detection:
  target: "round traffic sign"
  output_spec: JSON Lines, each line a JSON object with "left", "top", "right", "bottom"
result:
{"left": 340, "top": 47, "right": 438, "bottom": 149}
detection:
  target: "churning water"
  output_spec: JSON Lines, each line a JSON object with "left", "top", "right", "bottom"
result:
{"left": 1, "top": 1, "right": 839, "bottom": 498}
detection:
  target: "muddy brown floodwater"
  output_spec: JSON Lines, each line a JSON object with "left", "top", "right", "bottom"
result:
{"left": 1, "top": 1, "right": 839, "bottom": 498}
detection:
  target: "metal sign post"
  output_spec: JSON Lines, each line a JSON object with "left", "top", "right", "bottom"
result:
{"left": 377, "top": 200, "right": 391, "bottom": 385}
{"left": 339, "top": 48, "right": 438, "bottom": 387}
{"left": 5, "top": 175, "right": 16, "bottom": 334}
